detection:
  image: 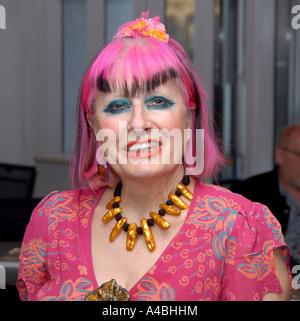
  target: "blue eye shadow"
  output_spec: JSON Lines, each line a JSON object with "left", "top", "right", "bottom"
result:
{"left": 104, "top": 98, "right": 131, "bottom": 114}
{"left": 145, "top": 95, "right": 175, "bottom": 110}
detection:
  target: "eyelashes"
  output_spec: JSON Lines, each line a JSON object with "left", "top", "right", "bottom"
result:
{"left": 104, "top": 96, "right": 175, "bottom": 114}
{"left": 104, "top": 99, "right": 131, "bottom": 114}
{"left": 145, "top": 95, "right": 175, "bottom": 110}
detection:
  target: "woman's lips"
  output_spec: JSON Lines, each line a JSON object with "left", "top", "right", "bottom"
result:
{"left": 126, "top": 139, "right": 162, "bottom": 159}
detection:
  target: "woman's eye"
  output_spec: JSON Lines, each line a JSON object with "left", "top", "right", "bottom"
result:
{"left": 152, "top": 98, "right": 166, "bottom": 105}
{"left": 111, "top": 103, "right": 126, "bottom": 110}
{"left": 146, "top": 96, "right": 175, "bottom": 109}
{"left": 104, "top": 99, "right": 130, "bottom": 114}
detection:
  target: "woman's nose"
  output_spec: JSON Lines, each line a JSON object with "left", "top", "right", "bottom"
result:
{"left": 128, "top": 101, "right": 149, "bottom": 132}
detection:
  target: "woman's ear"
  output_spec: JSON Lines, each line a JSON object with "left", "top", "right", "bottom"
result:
{"left": 86, "top": 112, "right": 96, "bottom": 133}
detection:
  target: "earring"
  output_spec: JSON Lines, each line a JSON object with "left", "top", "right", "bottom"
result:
{"left": 96, "top": 147, "right": 109, "bottom": 180}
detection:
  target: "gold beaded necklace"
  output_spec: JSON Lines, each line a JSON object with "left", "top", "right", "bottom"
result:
{"left": 101, "top": 176, "right": 193, "bottom": 252}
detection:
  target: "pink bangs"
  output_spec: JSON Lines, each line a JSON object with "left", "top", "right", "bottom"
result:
{"left": 83, "top": 37, "right": 188, "bottom": 112}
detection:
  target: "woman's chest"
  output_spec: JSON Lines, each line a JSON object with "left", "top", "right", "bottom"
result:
{"left": 91, "top": 219, "right": 226, "bottom": 301}
{"left": 91, "top": 220, "right": 175, "bottom": 291}
{"left": 41, "top": 221, "right": 225, "bottom": 301}
{"left": 90, "top": 195, "right": 193, "bottom": 292}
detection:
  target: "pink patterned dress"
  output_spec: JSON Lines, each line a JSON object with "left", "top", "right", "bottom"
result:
{"left": 17, "top": 179, "right": 290, "bottom": 301}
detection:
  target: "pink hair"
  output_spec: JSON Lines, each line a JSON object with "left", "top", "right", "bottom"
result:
{"left": 70, "top": 36, "right": 225, "bottom": 191}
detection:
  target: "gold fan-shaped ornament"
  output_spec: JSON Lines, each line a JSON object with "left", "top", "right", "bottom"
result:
{"left": 85, "top": 279, "right": 129, "bottom": 301}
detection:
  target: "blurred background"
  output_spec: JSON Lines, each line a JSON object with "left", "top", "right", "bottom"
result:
{"left": 0, "top": 0, "right": 299, "bottom": 298}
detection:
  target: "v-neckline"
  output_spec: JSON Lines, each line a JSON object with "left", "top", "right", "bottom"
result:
{"left": 87, "top": 179, "right": 200, "bottom": 296}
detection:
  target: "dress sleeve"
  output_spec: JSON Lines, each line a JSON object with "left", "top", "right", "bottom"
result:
{"left": 17, "top": 191, "right": 59, "bottom": 301}
{"left": 221, "top": 202, "right": 291, "bottom": 301}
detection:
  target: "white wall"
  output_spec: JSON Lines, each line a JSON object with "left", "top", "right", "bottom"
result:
{"left": 243, "top": 0, "right": 276, "bottom": 177}
{"left": 0, "top": 0, "right": 65, "bottom": 197}
{"left": 0, "top": 0, "right": 106, "bottom": 197}
{"left": 0, "top": 0, "right": 63, "bottom": 164}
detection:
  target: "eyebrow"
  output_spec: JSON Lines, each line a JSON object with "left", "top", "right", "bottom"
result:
{"left": 97, "top": 68, "right": 178, "bottom": 98}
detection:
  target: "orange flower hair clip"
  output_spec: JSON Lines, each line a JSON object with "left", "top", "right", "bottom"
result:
{"left": 114, "top": 11, "right": 169, "bottom": 43}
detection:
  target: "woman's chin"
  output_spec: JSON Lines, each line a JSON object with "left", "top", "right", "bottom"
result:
{"left": 114, "top": 163, "right": 179, "bottom": 180}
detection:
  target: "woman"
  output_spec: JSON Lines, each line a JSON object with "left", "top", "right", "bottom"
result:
{"left": 17, "top": 12, "right": 291, "bottom": 301}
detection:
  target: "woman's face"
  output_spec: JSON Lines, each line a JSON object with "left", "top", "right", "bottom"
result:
{"left": 90, "top": 79, "right": 192, "bottom": 180}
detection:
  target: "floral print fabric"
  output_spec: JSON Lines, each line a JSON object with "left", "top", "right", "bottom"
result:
{"left": 17, "top": 180, "right": 290, "bottom": 301}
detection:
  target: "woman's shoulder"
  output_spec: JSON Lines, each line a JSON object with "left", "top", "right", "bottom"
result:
{"left": 188, "top": 181, "right": 289, "bottom": 301}
{"left": 192, "top": 179, "right": 285, "bottom": 242}
{"left": 29, "top": 188, "right": 101, "bottom": 228}
{"left": 36, "top": 188, "right": 99, "bottom": 208}
{"left": 194, "top": 179, "right": 255, "bottom": 211}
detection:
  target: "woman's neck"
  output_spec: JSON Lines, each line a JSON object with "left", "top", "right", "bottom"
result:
{"left": 115, "top": 166, "right": 187, "bottom": 219}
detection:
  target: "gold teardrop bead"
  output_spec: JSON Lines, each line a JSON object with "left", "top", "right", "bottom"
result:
{"left": 141, "top": 218, "right": 156, "bottom": 252}
{"left": 126, "top": 223, "right": 138, "bottom": 251}
{"left": 177, "top": 183, "right": 193, "bottom": 201}
{"left": 106, "top": 196, "right": 121, "bottom": 209}
{"left": 168, "top": 193, "right": 189, "bottom": 209}
{"left": 102, "top": 208, "right": 122, "bottom": 223}
{"left": 109, "top": 217, "right": 127, "bottom": 242}
{"left": 150, "top": 212, "right": 170, "bottom": 230}
{"left": 159, "top": 204, "right": 181, "bottom": 216}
